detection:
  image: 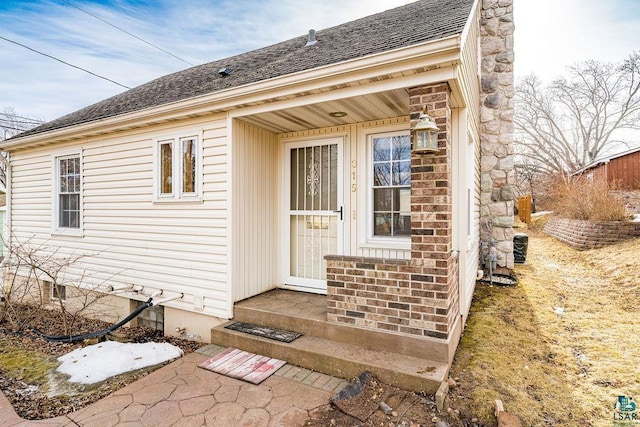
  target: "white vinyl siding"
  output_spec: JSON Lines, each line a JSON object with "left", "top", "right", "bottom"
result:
{"left": 451, "top": 111, "right": 481, "bottom": 320}
{"left": 461, "top": 129, "right": 481, "bottom": 317}
{"left": 8, "top": 117, "right": 231, "bottom": 318}
{"left": 457, "top": 4, "right": 482, "bottom": 318}
{"left": 11, "top": 153, "right": 55, "bottom": 234}
{"left": 232, "top": 120, "right": 279, "bottom": 301}
{"left": 459, "top": 0, "right": 480, "bottom": 135}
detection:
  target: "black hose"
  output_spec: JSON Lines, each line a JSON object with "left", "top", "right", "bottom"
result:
{"left": 29, "top": 297, "right": 154, "bottom": 343}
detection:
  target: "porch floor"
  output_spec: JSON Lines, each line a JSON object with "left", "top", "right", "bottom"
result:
{"left": 234, "top": 288, "right": 326, "bottom": 321}
{"left": 211, "top": 289, "right": 449, "bottom": 393}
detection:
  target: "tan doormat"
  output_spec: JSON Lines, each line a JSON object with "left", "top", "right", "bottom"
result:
{"left": 198, "top": 347, "right": 286, "bottom": 384}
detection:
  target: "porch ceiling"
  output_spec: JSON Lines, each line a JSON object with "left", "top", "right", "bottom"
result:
{"left": 237, "top": 88, "right": 409, "bottom": 134}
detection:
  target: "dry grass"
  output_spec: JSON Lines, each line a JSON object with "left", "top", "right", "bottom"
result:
{"left": 449, "top": 231, "right": 640, "bottom": 426}
{"left": 548, "top": 178, "right": 628, "bottom": 221}
{"left": 527, "top": 213, "right": 551, "bottom": 231}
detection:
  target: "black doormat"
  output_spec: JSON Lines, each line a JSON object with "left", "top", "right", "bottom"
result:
{"left": 224, "top": 321, "right": 302, "bottom": 343}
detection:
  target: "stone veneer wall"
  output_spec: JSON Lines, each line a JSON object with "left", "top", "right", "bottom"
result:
{"left": 326, "top": 83, "right": 459, "bottom": 340}
{"left": 543, "top": 218, "right": 640, "bottom": 250}
{"left": 479, "top": 0, "right": 515, "bottom": 268}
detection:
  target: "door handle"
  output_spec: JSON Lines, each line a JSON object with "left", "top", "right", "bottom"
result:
{"left": 333, "top": 206, "right": 343, "bottom": 221}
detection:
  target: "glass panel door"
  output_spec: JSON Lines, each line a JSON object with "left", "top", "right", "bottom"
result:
{"left": 286, "top": 139, "right": 343, "bottom": 293}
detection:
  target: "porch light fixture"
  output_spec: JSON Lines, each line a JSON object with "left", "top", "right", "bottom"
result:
{"left": 329, "top": 111, "right": 347, "bottom": 118}
{"left": 411, "top": 109, "right": 440, "bottom": 154}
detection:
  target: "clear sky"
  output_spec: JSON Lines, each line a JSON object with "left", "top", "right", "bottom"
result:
{"left": 1, "top": 0, "right": 639, "bottom": 122}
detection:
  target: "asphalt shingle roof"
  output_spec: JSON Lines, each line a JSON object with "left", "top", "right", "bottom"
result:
{"left": 16, "top": 0, "right": 473, "bottom": 139}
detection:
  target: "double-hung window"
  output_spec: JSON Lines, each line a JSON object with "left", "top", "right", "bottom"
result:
{"left": 371, "top": 132, "right": 411, "bottom": 238}
{"left": 155, "top": 133, "right": 201, "bottom": 201}
{"left": 55, "top": 154, "right": 82, "bottom": 231}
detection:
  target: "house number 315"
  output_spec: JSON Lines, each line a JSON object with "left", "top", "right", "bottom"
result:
{"left": 351, "top": 160, "right": 357, "bottom": 192}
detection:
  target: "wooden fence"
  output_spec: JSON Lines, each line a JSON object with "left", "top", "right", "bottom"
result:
{"left": 518, "top": 195, "right": 532, "bottom": 225}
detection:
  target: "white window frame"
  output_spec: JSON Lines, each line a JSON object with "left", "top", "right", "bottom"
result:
{"left": 52, "top": 151, "right": 83, "bottom": 236}
{"left": 153, "top": 131, "right": 203, "bottom": 202}
{"left": 358, "top": 127, "right": 411, "bottom": 251}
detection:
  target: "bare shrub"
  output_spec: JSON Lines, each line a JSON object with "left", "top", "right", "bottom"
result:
{"left": 548, "top": 177, "right": 629, "bottom": 221}
{"left": 1, "top": 235, "right": 120, "bottom": 335}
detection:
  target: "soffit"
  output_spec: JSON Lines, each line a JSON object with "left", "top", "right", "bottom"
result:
{"left": 237, "top": 88, "right": 409, "bottom": 133}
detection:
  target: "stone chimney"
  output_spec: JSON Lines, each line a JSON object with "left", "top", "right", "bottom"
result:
{"left": 479, "top": 0, "right": 515, "bottom": 269}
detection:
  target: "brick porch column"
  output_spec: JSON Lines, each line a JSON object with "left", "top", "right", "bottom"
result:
{"left": 326, "top": 82, "right": 459, "bottom": 342}
{"left": 408, "top": 83, "right": 458, "bottom": 339}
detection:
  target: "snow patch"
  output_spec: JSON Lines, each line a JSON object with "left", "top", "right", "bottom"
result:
{"left": 56, "top": 341, "right": 183, "bottom": 384}
{"left": 632, "top": 214, "right": 640, "bottom": 223}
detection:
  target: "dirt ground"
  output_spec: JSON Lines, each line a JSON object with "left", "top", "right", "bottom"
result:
{"left": 2, "top": 227, "right": 639, "bottom": 425}
{"left": 304, "top": 373, "right": 456, "bottom": 427}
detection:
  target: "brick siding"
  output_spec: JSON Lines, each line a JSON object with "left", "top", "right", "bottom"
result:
{"left": 326, "top": 255, "right": 459, "bottom": 339}
{"left": 326, "top": 83, "right": 459, "bottom": 340}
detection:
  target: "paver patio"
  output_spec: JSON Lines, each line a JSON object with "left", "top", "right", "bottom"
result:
{"left": 0, "top": 345, "right": 347, "bottom": 427}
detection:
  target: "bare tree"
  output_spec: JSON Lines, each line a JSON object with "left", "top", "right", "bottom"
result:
{"left": 0, "top": 107, "right": 44, "bottom": 188}
{"left": 514, "top": 53, "right": 640, "bottom": 176}
{"left": 0, "top": 107, "right": 43, "bottom": 140}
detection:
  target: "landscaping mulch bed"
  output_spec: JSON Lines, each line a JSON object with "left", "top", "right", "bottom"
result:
{"left": 0, "top": 305, "right": 202, "bottom": 420}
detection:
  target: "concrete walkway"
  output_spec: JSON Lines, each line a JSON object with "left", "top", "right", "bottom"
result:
{"left": 0, "top": 345, "right": 347, "bottom": 427}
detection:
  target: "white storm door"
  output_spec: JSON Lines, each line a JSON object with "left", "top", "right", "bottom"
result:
{"left": 284, "top": 138, "right": 344, "bottom": 293}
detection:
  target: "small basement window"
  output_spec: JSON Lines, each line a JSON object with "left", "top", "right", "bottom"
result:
{"left": 136, "top": 302, "right": 164, "bottom": 332}
{"left": 51, "top": 283, "right": 66, "bottom": 301}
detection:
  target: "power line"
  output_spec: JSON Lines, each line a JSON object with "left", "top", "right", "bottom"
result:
{"left": 1, "top": 125, "right": 33, "bottom": 133}
{"left": 0, "top": 118, "right": 44, "bottom": 126}
{"left": 0, "top": 112, "right": 43, "bottom": 123}
{"left": 0, "top": 116, "right": 43, "bottom": 125}
{"left": 62, "top": 0, "right": 194, "bottom": 67}
{"left": 0, "top": 35, "right": 131, "bottom": 89}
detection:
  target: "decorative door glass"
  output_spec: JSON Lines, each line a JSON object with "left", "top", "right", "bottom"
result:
{"left": 289, "top": 143, "right": 339, "bottom": 286}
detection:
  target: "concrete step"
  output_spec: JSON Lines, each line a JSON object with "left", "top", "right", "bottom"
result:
{"left": 210, "top": 322, "right": 448, "bottom": 393}
{"left": 233, "top": 294, "right": 451, "bottom": 363}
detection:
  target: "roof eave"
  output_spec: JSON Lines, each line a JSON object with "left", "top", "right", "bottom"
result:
{"left": 1, "top": 34, "right": 463, "bottom": 151}
{"left": 573, "top": 145, "right": 640, "bottom": 174}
